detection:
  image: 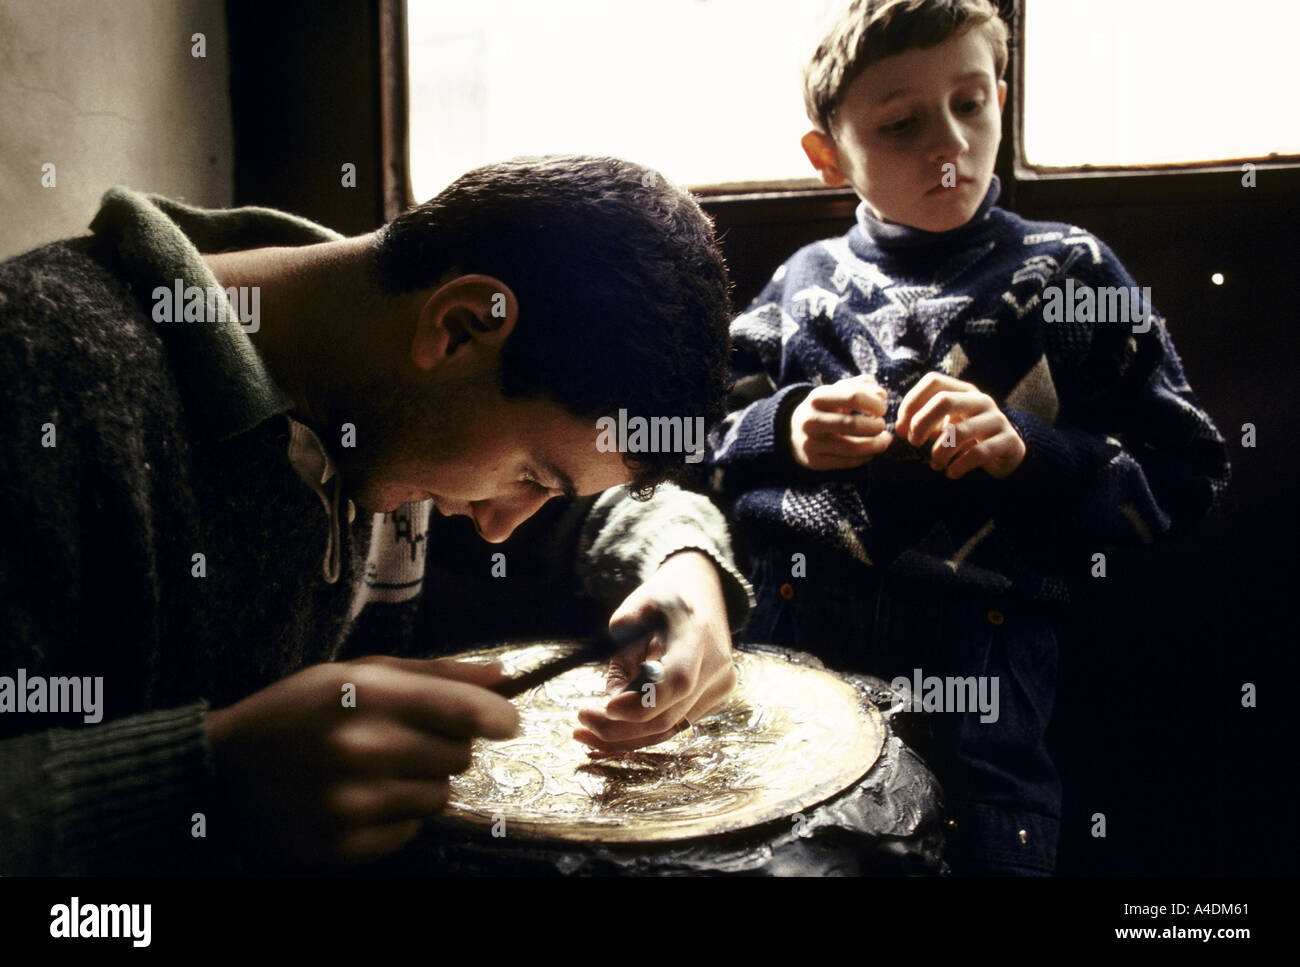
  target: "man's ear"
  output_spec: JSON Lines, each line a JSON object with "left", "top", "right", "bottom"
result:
{"left": 997, "top": 79, "right": 1007, "bottom": 113}
{"left": 801, "top": 129, "right": 848, "bottom": 188}
{"left": 410, "top": 274, "right": 519, "bottom": 372}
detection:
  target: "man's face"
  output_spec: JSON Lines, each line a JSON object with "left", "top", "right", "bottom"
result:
{"left": 828, "top": 28, "right": 1007, "bottom": 232}
{"left": 341, "top": 378, "right": 631, "bottom": 543}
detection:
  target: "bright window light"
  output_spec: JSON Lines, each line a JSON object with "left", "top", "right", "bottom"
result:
{"left": 1023, "top": 0, "right": 1299, "bottom": 167}
{"left": 406, "top": 0, "right": 847, "bottom": 199}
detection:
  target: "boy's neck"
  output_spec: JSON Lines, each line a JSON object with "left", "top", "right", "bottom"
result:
{"left": 857, "top": 175, "right": 1001, "bottom": 251}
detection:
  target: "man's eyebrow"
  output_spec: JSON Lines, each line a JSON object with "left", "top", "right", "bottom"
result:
{"left": 874, "top": 71, "right": 991, "bottom": 106}
{"left": 540, "top": 460, "right": 578, "bottom": 499}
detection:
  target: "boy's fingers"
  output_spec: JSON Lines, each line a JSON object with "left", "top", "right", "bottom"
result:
{"left": 945, "top": 439, "right": 998, "bottom": 479}
{"left": 906, "top": 391, "right": 988, "bottom": 447}
{"left": 929, "top": 411, "right": 1003, "bottom": 470}
{"left": 897, "top": 373, "right": 972, "bottom": 434}
{"left": 802, "top": 439, "right": 892, "bottom": 470}
{"left": 815, "top": 430, "right": 894, "bottom": 458}
{"left": 945, "top": 429, "right": 1024, "bottom": 479}
{"left": 805, "top": 411, "right": 888, "bottom": 436}
{"left": 810, "top": 381, "right": 887, "bottom": 416}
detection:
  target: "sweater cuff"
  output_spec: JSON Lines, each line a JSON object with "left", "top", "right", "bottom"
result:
{"left": 724, "top": 382, "right": 814, "bottom": 465}
{"left": 578, "top": 486, "right": 755, "bottom": 632}
{"left": 1002, "top": 407, "right": 1087, "bottom": 487}
{"left": 43, "top": 702, "right": 227, "bottom": 874}
{"left": 635, "top": 528, "right": 755, "bottom": 633}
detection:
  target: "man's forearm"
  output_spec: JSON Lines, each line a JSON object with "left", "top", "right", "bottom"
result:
{"left": 576, "top": 483, "right": 754, "bottom": 630}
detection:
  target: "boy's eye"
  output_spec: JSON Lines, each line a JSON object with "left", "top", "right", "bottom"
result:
{"left": 881, "top": 117, "right": 914, "bottom": 135}
{"left": 956, "top": 98, "right": 985, "bottom": 114}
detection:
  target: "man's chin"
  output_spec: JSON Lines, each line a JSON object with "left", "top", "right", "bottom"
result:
{"left": 347, "top": 484, "right": 399, "bottom": 515}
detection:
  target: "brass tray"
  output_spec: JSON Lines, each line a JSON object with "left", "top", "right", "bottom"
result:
{"left": 439, "top": 642, "right": 885, "bottom": 844}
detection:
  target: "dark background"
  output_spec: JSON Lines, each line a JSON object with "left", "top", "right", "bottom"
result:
{"left": 225, "top": 0, "right": 1299, "bottom": 875}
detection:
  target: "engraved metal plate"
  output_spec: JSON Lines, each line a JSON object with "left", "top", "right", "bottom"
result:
{"left": 439, "top": 642, "right": 885, "bottom": 843}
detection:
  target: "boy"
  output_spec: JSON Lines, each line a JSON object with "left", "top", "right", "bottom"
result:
{"left": 709, "top": 0, "right": 1230, "bottom": 874}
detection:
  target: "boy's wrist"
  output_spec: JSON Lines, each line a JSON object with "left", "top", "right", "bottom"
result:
{"left": 777, "top": 387, "right": 813, "bottom": 464}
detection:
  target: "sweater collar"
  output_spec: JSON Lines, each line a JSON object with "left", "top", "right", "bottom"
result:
{"left": 88, "top": 187, "right": 343, "bottom": 440}
{"left": 851, "top": 174, "right": 1001, "bottom": 254}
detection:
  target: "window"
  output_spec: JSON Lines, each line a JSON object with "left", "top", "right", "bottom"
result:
{"left": 1022, "top": 0, "right": 1299, "bottom": 169}
{"left": 406, "top": 0, "right": 848, "bottom": 199}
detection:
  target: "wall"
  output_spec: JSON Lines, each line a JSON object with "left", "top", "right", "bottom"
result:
{"left": 0, "top": 0, "right": 232, "bottom": 261}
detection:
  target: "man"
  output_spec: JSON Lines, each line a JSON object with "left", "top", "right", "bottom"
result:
{"left": 0, "top": 155, "right": 751, "bottom": 873}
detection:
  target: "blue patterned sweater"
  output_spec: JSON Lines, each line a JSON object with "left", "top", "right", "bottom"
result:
{"left": 709, "top": 177, "right": 1231, "bottom": 604}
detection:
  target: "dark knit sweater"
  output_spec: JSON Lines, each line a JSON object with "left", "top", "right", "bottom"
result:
{"left": 710, "top": 177, "right": 1230, "bottom": 603}
{"left": 0, "top": 188, "right": 751, "bottom": 874}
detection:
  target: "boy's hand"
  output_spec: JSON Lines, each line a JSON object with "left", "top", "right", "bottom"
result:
{"left": 205, "top": 656, "right": 519, "bottom": 868}
{"left": 788, "top": 374, "right": 893, "bottom": 470}
{"left": 896, "top": 373, "right": 1026, "bottom": 479}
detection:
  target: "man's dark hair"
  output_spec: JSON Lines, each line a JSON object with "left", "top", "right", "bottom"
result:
{"left": 373, "top": 155, "right": 732, "bottom": 497}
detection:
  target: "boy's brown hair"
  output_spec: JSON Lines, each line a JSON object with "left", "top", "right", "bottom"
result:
{"left": 804, "top": 0, "right": 1010, "bottom": 134}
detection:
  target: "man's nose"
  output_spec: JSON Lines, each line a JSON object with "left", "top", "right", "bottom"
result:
{"left": 929, "top": 108, "right": 969, "bottom": 163}
{"left": 470, "top": 492, "right": 552, "bottom": 543}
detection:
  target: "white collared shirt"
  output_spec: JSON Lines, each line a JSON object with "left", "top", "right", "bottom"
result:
{"left": 285, "top": 416, "right": 430, "bottom": 618}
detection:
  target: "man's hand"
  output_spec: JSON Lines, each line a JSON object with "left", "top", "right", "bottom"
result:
{"left": 205, "top": 656, "right": 518, "bottom": 868}
{"left": 895, "top": 373, "right": 1026, "bottom": 479}
{"left": 575, "top": 550, "right": 736, "bottom": 752}
{"left": 789, "top": 374, "right": 893, "bottom": 470}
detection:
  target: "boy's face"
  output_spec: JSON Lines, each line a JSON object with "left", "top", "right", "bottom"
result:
{"left": 804, "top": 28, "right": 1007, "bottom": 232}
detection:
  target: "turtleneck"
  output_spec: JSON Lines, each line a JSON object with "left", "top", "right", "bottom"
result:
{"left": 851, "top": 174, "right": 1002, "bottom": 254}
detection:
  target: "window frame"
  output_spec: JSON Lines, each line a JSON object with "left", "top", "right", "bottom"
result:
{"left": 388, "top": 0, "right": 1300, "bottom": 219}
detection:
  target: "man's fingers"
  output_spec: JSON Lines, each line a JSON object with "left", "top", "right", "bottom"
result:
{"left": 578, "top": 656, "right": 736, "bottom": 744}
{"left": 602, "top": 637, "right": 661, "bottom": 696}
{"left": 326, "top": 721, "right": 476, "bottom": 778}
{"left": 333, "top": 818, "right": 426, "bottom": 864}
{"left": 352, "top": 654, "right": 508, "bottom": 688}
{"left": 384, "top": 675, "right": 520, "bottom": 741}
{"left": 592, "top": 643, "right": 699, "bottom": 724}
{"left": 424, "top": 658, "right": 509, "bottom": 687}
{"left": 574, "top": 669, "right": 735, "bottom": 751}
{"left": 326, "top": 778, "right": 452, "bottom": 828}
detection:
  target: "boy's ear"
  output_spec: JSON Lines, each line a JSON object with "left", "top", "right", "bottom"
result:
{"left": 801, "top": 130, "right": 848, "bottom": 188}
{"left": 410, "top": 274, "right": 519, "bottom": 373}
{"left": 997, "top": 79, "right": 1007, "bottom": 112}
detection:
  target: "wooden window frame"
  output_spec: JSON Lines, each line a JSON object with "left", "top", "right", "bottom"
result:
{"left": 383, "top": 0, "right": 1299, "bottom": 222}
